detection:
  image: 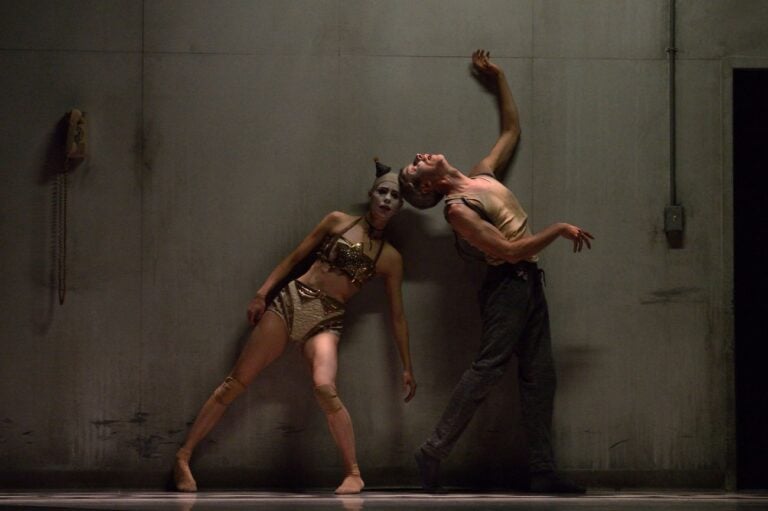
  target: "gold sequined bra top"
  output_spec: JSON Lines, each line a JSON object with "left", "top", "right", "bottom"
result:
{"left": 317, "top": 217, "right": 384, "bottom": 286}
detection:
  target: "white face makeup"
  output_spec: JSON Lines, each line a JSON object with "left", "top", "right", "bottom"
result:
{"left": 368, "top": 181, "right": 403, "bottom": 222}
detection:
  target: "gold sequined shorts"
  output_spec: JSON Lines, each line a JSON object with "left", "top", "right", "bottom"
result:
{"left": 267, "top": 280, "right": 345, "bottom": 343}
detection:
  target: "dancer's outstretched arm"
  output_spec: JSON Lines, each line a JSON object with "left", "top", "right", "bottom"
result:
{"left": 446, "top": 205, "right": 594, "bottom": 264}
{"left": 469, "top": 49, "right": 521, "bottom": 177}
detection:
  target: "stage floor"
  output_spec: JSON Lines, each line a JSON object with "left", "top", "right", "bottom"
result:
{"left": 1, "top": 491, "right": 768, "bottom": 511}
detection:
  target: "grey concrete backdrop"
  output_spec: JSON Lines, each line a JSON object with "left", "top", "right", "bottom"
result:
{"left": 1, "top": 0, "right": 766, "bottom": 490}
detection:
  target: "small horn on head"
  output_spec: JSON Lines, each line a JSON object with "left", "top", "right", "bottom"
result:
{"left": 374, "top": 157, "right": 392, "bottom": 177}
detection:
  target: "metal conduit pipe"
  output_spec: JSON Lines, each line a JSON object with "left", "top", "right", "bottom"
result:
{"left": 668, "top": 0, "right": 677, "bottom": 205}
{"left": 664, "top": 0, "right": 685, "bottom": 247}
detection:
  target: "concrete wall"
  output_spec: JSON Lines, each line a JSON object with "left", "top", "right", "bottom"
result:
{"left": 1, "top": 0, "right": 766, "bottom": 489}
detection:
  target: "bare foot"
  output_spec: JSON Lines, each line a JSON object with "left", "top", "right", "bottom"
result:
{"left": 334, "top": 474, "right": 365, "bottom": 494}
{"left": 173, "top": 448, "right": 197, "bottom": 492}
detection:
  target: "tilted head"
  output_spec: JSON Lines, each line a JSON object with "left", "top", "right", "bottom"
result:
{"left": 398, "top": 153, "right": 445, "bottom": 209}
{"left": 368, "top": 159, "right": 403, "bottom": 222}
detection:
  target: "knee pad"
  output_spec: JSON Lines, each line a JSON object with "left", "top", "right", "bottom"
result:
{"left": 313, "top": 384, "right": 343, "bottom": 414}
{"left": 213, "top": 376, "right": 246, "bottom": 405}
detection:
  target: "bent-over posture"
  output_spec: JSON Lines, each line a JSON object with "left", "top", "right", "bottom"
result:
{"left": 399, "top": 50, "right": 593, "bottom": 493}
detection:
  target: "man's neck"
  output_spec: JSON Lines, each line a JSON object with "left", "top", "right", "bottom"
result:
{"left": 436, "top": 167, "right": 472, "bottom": 194}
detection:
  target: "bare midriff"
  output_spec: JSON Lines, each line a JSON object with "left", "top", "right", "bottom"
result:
{"left": 297, "top": 260, "right": 363, "bottom": 304}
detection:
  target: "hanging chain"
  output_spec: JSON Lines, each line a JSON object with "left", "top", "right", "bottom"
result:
{"left": 57, "top": 163, "right": 68, "bottom": 305}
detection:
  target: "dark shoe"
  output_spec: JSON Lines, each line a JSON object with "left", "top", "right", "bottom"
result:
{"left": 529, "top": 471, "right": 585, "bottom": 494}
{"left": 414, "top": 448, "right": 441, "bottom": 491}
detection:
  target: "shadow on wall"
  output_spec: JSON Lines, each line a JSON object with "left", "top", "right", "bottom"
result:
{"left": 381, "top": 206, "right": 486, "bottom": 378}
{"left": 32, "top": 115, "right": 72, "bottom": 335}
{"left": 384, "top": 206, "right": 529, "bottom": 484}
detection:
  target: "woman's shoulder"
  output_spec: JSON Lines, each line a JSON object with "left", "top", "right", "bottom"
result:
{"left": 321, "top": 210, "right": 356, "bottom": 228}
{"left": 376, "top": 241, "right": 403, "bottom": 273}
{"left": 382, "top": 239, "right": 402, "bottom": 255}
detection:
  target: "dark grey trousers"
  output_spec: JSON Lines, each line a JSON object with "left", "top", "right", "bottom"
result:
{"left": 421, "top": 261, "right": 557, "bottom": 472}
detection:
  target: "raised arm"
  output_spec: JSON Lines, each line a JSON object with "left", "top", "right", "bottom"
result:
{"left": 469, "top": 49, "right": 521, "bottom": 177}
{"left": 379, "top": 245, "right": 416, "bottom": 402}
{"left": 246, "top": 212, "right": 341, "bottom": 325}
{"left": 445, "top": 204, "right": 593, "bottom": 264}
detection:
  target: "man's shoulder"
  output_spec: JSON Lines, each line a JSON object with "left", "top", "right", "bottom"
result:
{"left": 443, "top": 200, "right": 466, "bottom": 220}
{"left": 470, "top": 172, "right": 497, "bottom": 181}
{"left": 444, "top": 199, "right": 487, "bottom": 225}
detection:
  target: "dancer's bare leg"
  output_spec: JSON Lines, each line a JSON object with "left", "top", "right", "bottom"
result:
{"left": 174, "top": 312, "right": 289, "bottom": 492}
{"left": 303, "top": 332, "right": 364, "bottom": 494}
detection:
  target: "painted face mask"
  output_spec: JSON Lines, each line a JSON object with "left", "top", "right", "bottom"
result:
{"left": 369, "top": 159, "right": 403, "bottom": 219}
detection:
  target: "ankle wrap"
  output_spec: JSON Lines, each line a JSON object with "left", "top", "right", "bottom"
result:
{"left": 176, "top": 447, "right": 192, "bottom": 462}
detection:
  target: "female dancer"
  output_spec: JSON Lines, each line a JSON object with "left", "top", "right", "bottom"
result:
{"left": 173, "top": 160, "right": 416, "bottom": 494}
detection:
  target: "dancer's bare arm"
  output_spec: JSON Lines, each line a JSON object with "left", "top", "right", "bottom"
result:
{"left": 469, "top": 49, "right": 521, "bottom": 178}
{"left": 379, "top": 245, "right": 417, "bottom": 402}
{"left": 445, "top": 204, "right": 594, "bottom": 264}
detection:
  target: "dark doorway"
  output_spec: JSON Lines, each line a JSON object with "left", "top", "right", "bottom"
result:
{"left": 734, "top": 68, "right": 768, "bottom": 489}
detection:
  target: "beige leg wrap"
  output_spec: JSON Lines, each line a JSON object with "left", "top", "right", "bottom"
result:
{"left": 176, "top": 447, "right": 192, "bottom": 463}
{"left": 173, "top": 447, "right": 197, "bottom": 492}
{"left": 314, "top": 384, "right": 343, "bottom": 414}
{"left": 213, "top": 376, "right": 246, "bottom": 406}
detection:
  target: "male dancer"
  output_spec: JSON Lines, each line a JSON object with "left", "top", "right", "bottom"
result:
{"left": 399, "top": 50, "right": 593, "bottom": 493}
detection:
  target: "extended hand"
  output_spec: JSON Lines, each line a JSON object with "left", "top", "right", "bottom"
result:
{"left": 560, "top": 223, "right": 594, "bottom": 252}
{"left": 472, "top": 49, "right": 502, "bottom": 77}
{"left": 403, "top": 370, "right": 417, "bottom": 403}
{"left": 247, "top": 294, "right": 267, "bottom": 325}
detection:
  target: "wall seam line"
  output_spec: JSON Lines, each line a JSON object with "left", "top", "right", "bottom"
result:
{"left": 138, "top": 0, "right": 146, "bottom": 421}
{"left": 530, "top": 2, "right": 536, "bottom": 229}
